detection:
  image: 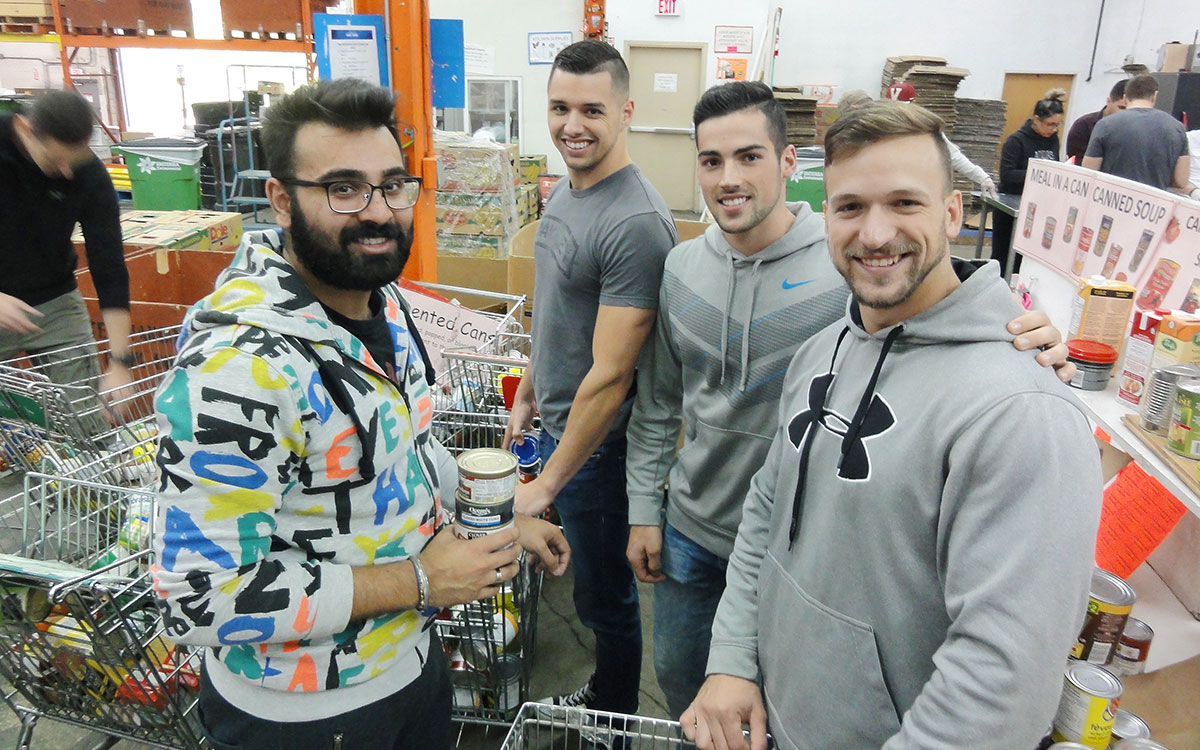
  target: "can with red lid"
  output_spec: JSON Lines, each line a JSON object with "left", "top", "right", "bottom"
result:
{"left": 1067, "top": 340, "right": 1119, "bottom": 391}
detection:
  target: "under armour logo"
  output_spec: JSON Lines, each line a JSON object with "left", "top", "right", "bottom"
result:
{"left": 787, "top": 372, "right": 895, "bottom": 481}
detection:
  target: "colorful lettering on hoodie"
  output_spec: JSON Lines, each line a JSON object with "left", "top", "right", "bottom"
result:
{"left": 152, "top": 238, "right": 446, "bottom": 707}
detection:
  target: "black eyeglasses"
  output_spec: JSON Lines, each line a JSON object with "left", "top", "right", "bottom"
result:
{"left": 282, "top": 176, "right": 423, "bottom": 213}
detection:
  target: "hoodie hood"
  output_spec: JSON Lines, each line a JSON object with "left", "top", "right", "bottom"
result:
{"left": 787, "top": 257, "right": 1019, "bottom": 546}
{"left": 701, "top": 201, "right": 828, "bottom": 390}
{"left": 178, "top": 236, "right": 428, "bottom": 482}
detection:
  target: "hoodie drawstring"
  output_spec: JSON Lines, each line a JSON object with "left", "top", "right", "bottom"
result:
{"left": 787, "top": 324, "right": 903, "bottom": 549}
{"left": 720, "top": 252, "right": 735, "bottom": 385}
{"left": 739, "top": 257, "right": 764, "bottom": 391}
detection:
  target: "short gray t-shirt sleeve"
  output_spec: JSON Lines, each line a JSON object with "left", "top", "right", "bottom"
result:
{"left": 1086, "top": 109, "right": 1188, "bottom": 190}
{"left": 597, "top": 211, "right": 678, "bottom": 309}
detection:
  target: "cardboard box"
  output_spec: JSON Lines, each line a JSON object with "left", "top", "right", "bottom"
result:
{"left": 1158, "top": 43, "right": 1196, "bottom": 72}
{"left": 0, "top": 1, "right": 54, "bottom": 18}
{"left": 506, "top": 221, "right": 538, "bottom": 323}
{"left": 538, "top": 175, "right": 562, "bottom": 214}
{"left": 519, "top": 155, "right": 548, "bottom": 185}
{"left": 436, "top": 232, "right": 509, "bottom": 259}
{"left": 437, "top": 254, "right": 510, "bottom": 311}
{"left": 434, "top": 191, "right": 520, "bottom": 237}
{"left": 1151, "top": 312, "right": 1200, "bottom": 369}
{"left": 675, "top": 219, "right": 711, "bottom": 243}
{"left": 436, "top": 142, "right": 520, "bottom": 192}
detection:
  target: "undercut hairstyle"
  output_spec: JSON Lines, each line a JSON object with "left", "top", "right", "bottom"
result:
{"left": 692, "top": 81, "right": 788, "bottom": 153}
{"left": 1033, "top": 88, "right": 1067, "bottom": 119}
{"left": 30, "top": 89, "right": 95, "bottom": 145}
{"left": 1124, "top": 74, "right": 1158, "bottom": 102}
{"left": 1109, "top": 78, "right": 1128, "bottom": 101}
{"left": 549, "top": 40, "right": 630, "bottom": 99}
{"left": 824, "top": 100, "right": 953, "bottom": 193}
{"left": 261, "top": 78, "right": 400, "bottom": 179}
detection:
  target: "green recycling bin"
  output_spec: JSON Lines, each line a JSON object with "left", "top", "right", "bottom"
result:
{"left": 112, "top": 138, "right": 206, "bottom": 210}
{"left": 786, "top": 146, "right": 826, "bottom": 212}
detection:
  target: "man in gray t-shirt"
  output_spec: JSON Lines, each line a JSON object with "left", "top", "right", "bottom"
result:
{"left": 1084, "top": 74, "right": 1189, "bottom": 192}
{"left": 503, "top": 41, "right": 676, "bottom": 715}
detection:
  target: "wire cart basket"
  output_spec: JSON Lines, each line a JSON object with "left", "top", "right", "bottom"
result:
{"left": 0, "top": 324, "right": 181, "bottom": 488}
{"left": 501, "top": 704, "right": 697, "bottom": 750}
{"left": 0, "top": 472, "right": 205, "bottom": 749}
{"left": 501, "top": 705, "right": 774, "bottom": 750}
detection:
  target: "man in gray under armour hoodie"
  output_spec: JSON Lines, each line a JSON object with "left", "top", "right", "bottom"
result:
{"left": 627, "top": 82, "right": 1079, "bottom": 721}
{"left": 683, "top": 101, "right": 1101, "bottom": 750}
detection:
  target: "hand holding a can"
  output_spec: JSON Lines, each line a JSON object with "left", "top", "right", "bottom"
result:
{"left": 513, "top": 514, "right": 570, "bottom": 576}
{"left": 419, "top": 526, "right": 523, "bottom": 607}
{"left": 682, "top": 674, "right": 769, "bottom": 750}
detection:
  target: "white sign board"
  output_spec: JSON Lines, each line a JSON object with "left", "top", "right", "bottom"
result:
{"left": 714, "top": 25, "right": 753, "bottom": 54}
{"left": 399, "top": 288, "right": 506, "bottom": 375}
{"left": 653, "top": 73, "right": 678, "bottom": 93}
{"left": 528, "top": 31, "right": 573, "bottom": 65}
{"left": 464, "top": 43, "right": 495, "bottom": 75}
{"left": 328, "top": 25, "right": 381, "bottom": 86}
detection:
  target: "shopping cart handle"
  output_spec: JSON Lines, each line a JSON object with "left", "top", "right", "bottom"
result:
{"left": 47, "top": 548, "right": 154, "bottom": 604}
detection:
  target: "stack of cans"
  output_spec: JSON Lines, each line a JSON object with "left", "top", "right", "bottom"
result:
{"left": 1048, "top": 569, "right": 1161, "bottom": 749}
{"left": 454, "top": 448, "right": 518, "bottom": 540}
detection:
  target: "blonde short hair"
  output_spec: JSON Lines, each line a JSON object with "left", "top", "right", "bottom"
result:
{"left": 824, "top": 100, "right": 952, "bottom": 192}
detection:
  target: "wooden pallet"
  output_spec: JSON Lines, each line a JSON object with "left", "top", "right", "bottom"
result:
{"left": 0, "top": 15, "right": 53, "bottom": 33}
{"left": 226, "top": 26, "right": 302, "bottom": 41}
{"left": 63, "top": 22, "right": 190, "bottom": 37}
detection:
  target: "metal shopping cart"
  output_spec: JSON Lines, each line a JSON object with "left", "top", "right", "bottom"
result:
{"left": 0, "top": 324, "right": 180, "bottom": 488}
{"left": 500, "top": 704, "right": 774, "bottom": 750}
{"left": 0, "top": 472, "right": 205, "bottom": 749}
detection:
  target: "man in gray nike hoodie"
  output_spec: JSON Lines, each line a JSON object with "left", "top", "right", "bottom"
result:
{"left": 626, "top": 82, "right": 1080, "bottom": 720}
{"left": 682, "top": 100, "right": 1101, "bottom": 750}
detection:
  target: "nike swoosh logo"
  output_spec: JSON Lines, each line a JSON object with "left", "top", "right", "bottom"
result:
{"left": 782, "top": 279, "right": 813, "bottom": 290}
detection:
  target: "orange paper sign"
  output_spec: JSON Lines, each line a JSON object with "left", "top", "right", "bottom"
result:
{"left": 1095, "top": 461, "right": 1187, "bottom": 578}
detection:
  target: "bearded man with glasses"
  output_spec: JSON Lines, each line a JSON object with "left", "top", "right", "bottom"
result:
{"left": 152, "top": 78, "right": 569, "bottom": 750}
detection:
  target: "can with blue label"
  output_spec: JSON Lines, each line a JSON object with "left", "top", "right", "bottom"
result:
{"left": 509, "top": 436, "right": 541, "bottom": 484}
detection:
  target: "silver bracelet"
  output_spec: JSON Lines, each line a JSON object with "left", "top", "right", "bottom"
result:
{"left": 410, "top": 556, "right": 430, "bottom": 610}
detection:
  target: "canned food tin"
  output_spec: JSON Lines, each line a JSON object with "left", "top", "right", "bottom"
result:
{"left": 1167, "top": 382, "right": 1200, "bottom": 459}
{"left": 1129, "top": 230, "right": 1154, "bottom": 274}
{"left": 1102, "top": 244, "right": 1122, "bottom": 278}
{"left": 454, "top": 519, "right": 515, "bottom": 541}
{"left": 1072, "top": 568, "right": 1136, "bottom": 665}
{"left": 1113, "top": 741, "right": 1171, "bottom": 750}
{"left": 455, "top": 490, "right": 514, "bottom": 530}
{"left": 1108, "top": 709, "right": 1151, "bottom": 747}
{"left": 1135, "top": 259, "right": 1180, "bottom": 310}
{"left": 1078, "top": 226, "right": 1096, "bottom": 256}
{"left": 457, "top": 448, "right": 518, "bottom": 503}
{"left": 1095, "top": 215, "right": 1114, "bottom": 257}
{"left": 1043, "top": 216, "right": 1058, "bottom": 249}
{"left": 1064, "top": 206, "right": 1080, "bottom": 243}
{"left": 493, "top": 652, "right": 522, "bottom": 713}
{"left": 1111, "top": 618, "right": 1153, "bottom": 677}
{"left": 1024, "top": 202, "right": 1038, "bottom": 238}
{"left": 1051, "top": 662, "right": 1123, "bottom": 749}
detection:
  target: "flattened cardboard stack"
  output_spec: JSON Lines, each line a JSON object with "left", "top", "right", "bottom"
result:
{"left": 951, "top": 97, "right": 1007, "bottom": 202}
{"left": 772, "top": 87, "right": 819, "bottom": 147}
{"left": 880, "top": 55, "right": 946, "bottom": 94}
{"left": 902, "top": 65, "right": 970, "bottom": 132}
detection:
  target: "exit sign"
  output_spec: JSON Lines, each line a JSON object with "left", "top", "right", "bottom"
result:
{"left": 657, "top": 0, "right": 679, "bottom": 15}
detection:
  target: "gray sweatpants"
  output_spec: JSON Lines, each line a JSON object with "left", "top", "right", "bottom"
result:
{"left": 0, "top": 289, "right": 107, "bottom": 439}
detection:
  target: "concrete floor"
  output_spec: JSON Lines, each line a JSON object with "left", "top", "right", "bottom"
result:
{"left": 0, "top": 512, "right": 668, "bottom": 750}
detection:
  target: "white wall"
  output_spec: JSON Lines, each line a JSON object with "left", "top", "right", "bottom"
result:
{"left": 429, "top": 0, "right": 579, "bottom": 174}
{"left": 605, "top": 0, "right": 1200, "bottom": 127}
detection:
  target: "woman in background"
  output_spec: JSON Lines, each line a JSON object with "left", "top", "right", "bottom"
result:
{"left": 995, "top": 89, "right": 1066, "bottom": 275}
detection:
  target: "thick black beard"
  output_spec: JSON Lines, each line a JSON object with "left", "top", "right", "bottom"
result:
{"left": 289, "top": 205, "right": 412, "bottom": 292}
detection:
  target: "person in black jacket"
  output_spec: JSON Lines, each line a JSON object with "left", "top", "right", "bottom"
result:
{"left": 994, "top": 89, "right": 1065, "bottom": 275}
{"left": 0, "top": 90, "right": 133, "bottom": 432}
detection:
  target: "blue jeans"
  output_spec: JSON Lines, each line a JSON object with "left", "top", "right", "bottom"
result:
{"left": 541, "top": 431, "right": 642, "bottom": 714}
{"left": 654, "top": 522, "right": 728, "bottom": 719}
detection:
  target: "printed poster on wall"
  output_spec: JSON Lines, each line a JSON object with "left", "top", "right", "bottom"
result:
{"left": 1013, "top": 159, "right": 1200, "bottom": 312}
{"left": 716, "top": 58, "right": 747, "bottom": 81}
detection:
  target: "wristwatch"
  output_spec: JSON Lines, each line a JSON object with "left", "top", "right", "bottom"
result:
{"left": 110, "top": 351, "right": 137, "bottom": 369}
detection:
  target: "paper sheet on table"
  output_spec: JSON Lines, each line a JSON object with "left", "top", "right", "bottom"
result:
{"left": 1095, "top": 461, "right": 1187, "bottom": 578}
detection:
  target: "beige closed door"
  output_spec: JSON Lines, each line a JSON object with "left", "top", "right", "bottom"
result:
{"left": 1000, "top": 73, "right": 1076, "bottom": 159}
{"left": 625, "top": 41, "right": 707, "bottom": 213}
